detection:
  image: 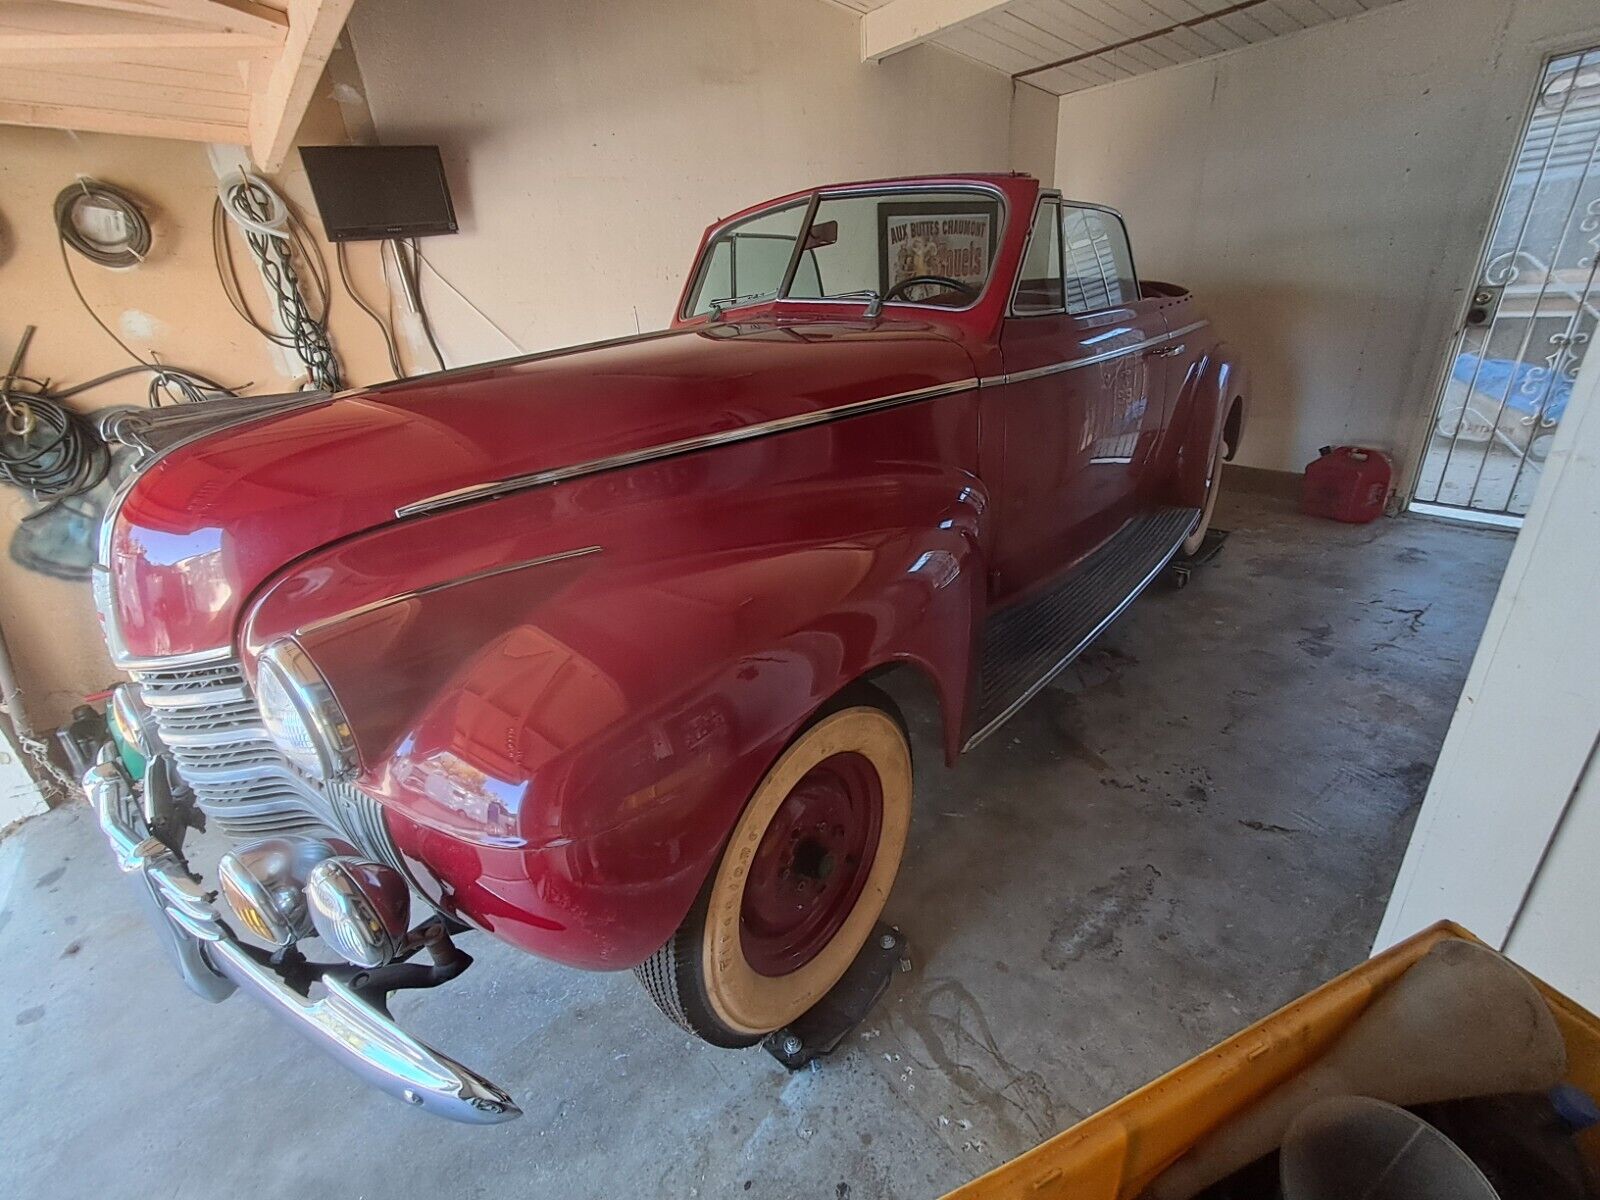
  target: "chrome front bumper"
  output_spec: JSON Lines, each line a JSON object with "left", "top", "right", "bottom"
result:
{"left": 86, "top": 759, "right": 521, "bottom": 1125}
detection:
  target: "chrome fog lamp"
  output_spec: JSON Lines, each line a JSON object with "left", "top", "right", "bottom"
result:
{"left": 305, "top": 857, "right": 411, "bottom": 968}
{"left": 218, "top": 836, "right": 345, "bottom": 948}
{"left": 108, "top": 682, "right": 160, "bottom": 758}
{"left": 255, "top": 639, "right": 359, "bottom": 781}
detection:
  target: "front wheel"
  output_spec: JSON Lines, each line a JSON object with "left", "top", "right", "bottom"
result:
{"left": 635, "top": 687, "right": 912, "bottom": 1046}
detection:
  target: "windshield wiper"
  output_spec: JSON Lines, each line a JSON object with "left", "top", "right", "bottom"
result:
{"left": 828, "top": 290, "right": 883, "bottom": 318}
{"left": 708, "top": 290, "right": 779, "bottom": 320}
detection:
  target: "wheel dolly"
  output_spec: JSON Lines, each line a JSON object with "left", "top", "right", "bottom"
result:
{"left": 762, "top": 922, "right": 908, "bottom": 1069}
{"left": 1163, "top": 527, "right": 1229, "bottom": 590}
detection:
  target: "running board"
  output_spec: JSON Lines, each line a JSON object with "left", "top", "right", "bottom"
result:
{"left": 964, "top": 506, "right": 1200, "bottom": 752}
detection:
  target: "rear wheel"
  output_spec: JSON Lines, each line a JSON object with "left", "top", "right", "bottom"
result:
{"left": 635, "top": 687, "right": 912, "bottom": 1046}
{"left": 1183, "top": 445, "right": 1224, "bottom": 557}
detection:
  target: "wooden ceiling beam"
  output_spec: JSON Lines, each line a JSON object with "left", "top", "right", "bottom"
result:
{"left": 0, "top": 31, "right": 276, "bottom": 62}
{"left": 1, "top": 67, "right": 250, "bottom": 120}
{"left": 148, "top": 0, "right": 287, "bottom": 37}
{"left": 249, "top": 0, "right": 352, "bottom": 171}
{"left": 27, "top": 0, "right": 285, "bottom": 37}
{"left": 0, "top": 95, "right": 247, "bottom": 141}
{"left": 861, "top": 0, "right": 1022, "bottom": 63}
{"left": 0, "top": 0, "right": 355, "bottom": 160}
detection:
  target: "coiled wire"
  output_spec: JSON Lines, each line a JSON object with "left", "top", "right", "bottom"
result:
{"left": 213, "top": 171, "right": 343, "bottom": 390}
{"left": 0, "top": 382, "right": 110, "bottom": 501}
{"left": 53, "top": 179, "right": 151, "bottom": 269}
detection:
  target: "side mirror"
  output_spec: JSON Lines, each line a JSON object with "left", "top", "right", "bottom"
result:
{"left": 803, "top": 220, "right": 838, "bottom": 251}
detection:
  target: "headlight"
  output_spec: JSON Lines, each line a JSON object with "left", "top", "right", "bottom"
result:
{"left": 255, "top": 639, "right": 359, "bottom": 781}
{"left": 108, "top": 683, "right": 159, "bottom": 757}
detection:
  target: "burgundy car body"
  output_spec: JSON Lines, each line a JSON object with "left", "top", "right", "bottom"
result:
{"left": 100, "top": 173, "right": 1245, "bottom": 971}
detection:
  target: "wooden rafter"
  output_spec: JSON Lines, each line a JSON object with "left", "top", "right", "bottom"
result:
{"left": 0, "top": 31, "right": 280, "bottom": 62}
{"left": 861, "top": 0, "right": 1021, "bottom": 63}
{"left": 34, "top": 0, "right": 286, "bottom": 36}
{"left": 0, "top": 0, "right": 350, "bottom": 169}
{"left": 249, "top": 0, "right": 351, "bottom": 170}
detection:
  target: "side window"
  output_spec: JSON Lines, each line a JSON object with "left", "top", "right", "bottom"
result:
{"left": 1013, "top": 200, "right": 1064, "bottom": 314}
{"left": 1060, "top": 206, "right": 1138, "bottom": 314}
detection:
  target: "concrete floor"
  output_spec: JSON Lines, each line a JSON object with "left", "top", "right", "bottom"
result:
{"left": 0, "top": 490, "right": 1514, "bottom": 1199}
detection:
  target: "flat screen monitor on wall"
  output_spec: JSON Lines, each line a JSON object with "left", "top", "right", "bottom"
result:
{"left": 299, "top": 145, "right": 457, "bottom": 241}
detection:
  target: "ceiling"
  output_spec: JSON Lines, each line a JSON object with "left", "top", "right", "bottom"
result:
{"left": 0, "top": 0, "right": 353, "bottom": 169}
{"left": 831, "top": 0, "right": 1406, "bottom": 95}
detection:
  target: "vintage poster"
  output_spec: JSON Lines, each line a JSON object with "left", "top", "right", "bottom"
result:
{"left": 879, "top": 202, "right": 998, "bottom": 301}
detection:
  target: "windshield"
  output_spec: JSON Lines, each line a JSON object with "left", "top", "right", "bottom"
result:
{"left": 684, "top": 188, "right": 1002, "bottom": 318}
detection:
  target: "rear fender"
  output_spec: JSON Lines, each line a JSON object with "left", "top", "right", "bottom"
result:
{"left": 1164, "top": 344, "right": 1248, "bottom": 510}
{"left": 241, "top": 406, "right": 987, "bottom": 968}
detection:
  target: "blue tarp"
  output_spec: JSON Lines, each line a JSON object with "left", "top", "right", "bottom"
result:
{"left": 1451, "top": 351, "right": 1572, "bottom": 421}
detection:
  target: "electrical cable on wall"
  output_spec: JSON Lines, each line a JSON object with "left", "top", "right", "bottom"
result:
{"left": 0, "top": 325, "right": 108, "bottom": 503}
{"left": 54, "top": 178, "right": 242, "bottom": 408}
{"left": 0, "top": 327, "right": 233, "bottom": 506}
{"left": 386, "top": 237, "right": 448, "bottom": 371}
{"left": 54, "top": 179, "right": 151, "bottom": 268}
{"left": 336, "top": 240, "right": 405, "bottom": 379}
{"left": 213, "top": 170, "right": 344, "bottom": 390}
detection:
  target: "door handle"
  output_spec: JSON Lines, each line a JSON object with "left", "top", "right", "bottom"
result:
{"left": 1150, "top": 344, "right": 1186, "bottom": 358}
{"left": 1464, "top": 285, "right": 1504, "bottom": 328}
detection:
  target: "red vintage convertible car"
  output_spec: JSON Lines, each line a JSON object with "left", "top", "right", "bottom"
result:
{"left": 85, "top": 173, "right": 1245, "bottom": 1122}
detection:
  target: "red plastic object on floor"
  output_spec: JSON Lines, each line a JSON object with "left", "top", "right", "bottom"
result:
{"left": 1302, "top": 445, "right": 1392, "bottom": 523}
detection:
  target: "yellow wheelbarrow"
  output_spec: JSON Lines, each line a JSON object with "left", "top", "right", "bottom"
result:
{"left": 941, "top": 921, "right": 1600, "bottom": 1200}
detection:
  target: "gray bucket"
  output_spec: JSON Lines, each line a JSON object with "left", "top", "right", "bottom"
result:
{"left": 1281, "top": 1096, "right": 1500, "bottom": 1200}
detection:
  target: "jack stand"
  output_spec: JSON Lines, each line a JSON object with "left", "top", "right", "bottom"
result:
{"left": 762, "top": 922, "right": 906, "bottom": 1070}
{"left": 1164, "top": 527, "right": 1229, "bottom": 590}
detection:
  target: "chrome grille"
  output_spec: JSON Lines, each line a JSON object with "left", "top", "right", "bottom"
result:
{"left": 129, "top": 656, "right": 398, "bottom": 867}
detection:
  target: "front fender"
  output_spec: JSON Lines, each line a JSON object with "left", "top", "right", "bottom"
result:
{"left": 241, "top": 400, "right": 985, "bottom": 968}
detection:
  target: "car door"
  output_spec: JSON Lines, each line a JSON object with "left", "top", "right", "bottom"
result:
{"left": 987, "top": 198, "right": 1168, "bottom": 603}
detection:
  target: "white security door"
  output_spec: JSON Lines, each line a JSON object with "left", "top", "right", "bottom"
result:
{"left": 1414, "top": 48, "right": 1600, "bottom": 525}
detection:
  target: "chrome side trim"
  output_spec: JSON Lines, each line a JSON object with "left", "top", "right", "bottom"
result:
{"left": 85, "top": 760, "right": 520, "bottom": 1125}
{"left": 984, "top": 319, "right": 1212, "bottom": 388}
{"left": 961, "top": 520, "right": 1192, "bottom": 753}
{"left": 363, "top": 326, "right": 691, "bottom": 395}
{"left": 395, "top": 379, "right": 981, "bottom": 519}
{"left": 297, "top": 545, "right": 604, "bottom": 637}
{"left": 1004, "top": 333, "right": 1167, "bottom": 383}
{"left": 393, "top": 315, "right": 1212, "bottom": 521}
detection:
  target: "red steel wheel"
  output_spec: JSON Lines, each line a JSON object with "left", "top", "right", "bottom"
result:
{"left": 635, "top": 685, "right": 912, "bottom": 1046}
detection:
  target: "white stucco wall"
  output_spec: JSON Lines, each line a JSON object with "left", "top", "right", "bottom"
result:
{"left": 1052, "top": 0, "right": 1600, "bottom": 478}
{"left": 347, "top": 0, "right": 1044, "bottom": 362}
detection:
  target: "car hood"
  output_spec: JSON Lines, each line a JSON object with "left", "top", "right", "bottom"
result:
{"left": 105, "top": 320, "right": 976, "bottom": 661}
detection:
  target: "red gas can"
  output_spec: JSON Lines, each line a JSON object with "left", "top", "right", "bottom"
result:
{"left": 1302, "top": 446, "right": 1392, "bottom": 523}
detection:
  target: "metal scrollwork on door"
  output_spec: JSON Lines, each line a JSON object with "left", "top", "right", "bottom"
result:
{"left": 1580, "top": 198, "right": 1600, "bottom": 269}
{"left": 1483, "top": 252, "right": 1523, "bottom": 286}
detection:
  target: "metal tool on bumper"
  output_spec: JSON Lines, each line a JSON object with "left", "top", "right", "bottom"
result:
{"left": 85, "top": 758, "right": 520, "bottom": 1124}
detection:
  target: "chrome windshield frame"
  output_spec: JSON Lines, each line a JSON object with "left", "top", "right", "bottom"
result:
{"left": 681, "top": 181, "right": 1011, "bottom": 321}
